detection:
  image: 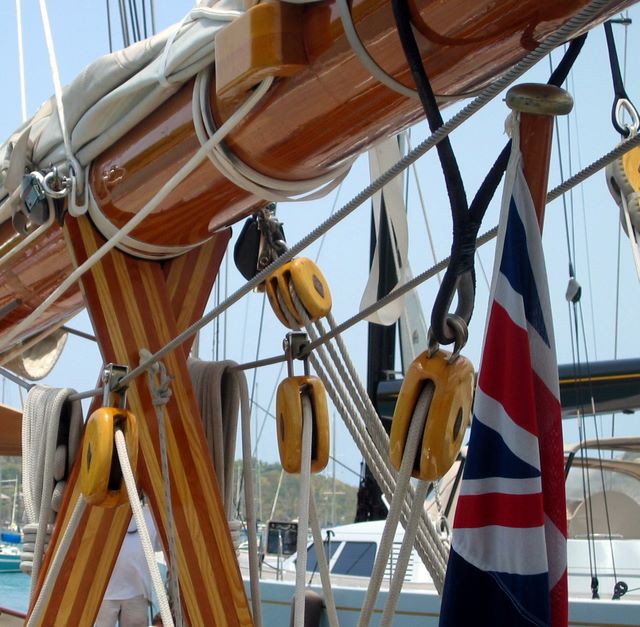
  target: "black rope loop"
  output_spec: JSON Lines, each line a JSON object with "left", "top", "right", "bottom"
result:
{"left": 391, "top": 2, "right": 588, "bottom": 346}
{"left": 604, "top": 20, "right": 639, "bottom": 136}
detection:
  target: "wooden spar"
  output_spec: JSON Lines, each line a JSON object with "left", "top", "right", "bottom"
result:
{"left": 0, "top": 0, "right": 634, "bottom": 352}
{"left": 26, "top": 220, "right": 253, "bottom": 626}
{"left": 0, "top": 403, "right": 21, "bottom": 456}
{"left": 88, "top": 0, "right": 629, "bottom": 248}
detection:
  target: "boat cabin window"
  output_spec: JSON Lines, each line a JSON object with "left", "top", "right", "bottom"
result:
{"left": 305, "top": 540, "right": 340, "bottom": 572}
{"left": 331, "top": 542, "right": 376, "bottom": 577}
{"left": 266, "top": 521, "right": 298, "bottom": 556}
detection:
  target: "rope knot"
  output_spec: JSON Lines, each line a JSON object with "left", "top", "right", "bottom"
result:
{"left": 139, "top": 348, "right": 174, "bottom": 407}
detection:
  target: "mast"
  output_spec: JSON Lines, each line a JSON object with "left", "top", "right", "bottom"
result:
{"left": 356, "top": 197, "right": 396, "bottom": 522}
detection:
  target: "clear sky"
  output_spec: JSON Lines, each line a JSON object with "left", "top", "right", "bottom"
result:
{"left": 1, "top": 1, "right": 639, "bottom": 488}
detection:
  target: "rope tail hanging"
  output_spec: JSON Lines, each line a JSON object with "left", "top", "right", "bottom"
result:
{"left": 391, "top": 0, "right": 588, "bottom": 347}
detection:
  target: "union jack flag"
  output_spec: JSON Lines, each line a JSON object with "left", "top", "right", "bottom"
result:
{"left": 439, "top": 143, "right": 568, "bottom": 626}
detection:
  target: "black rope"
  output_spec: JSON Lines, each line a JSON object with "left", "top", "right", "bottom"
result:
{"left": 604, "top": 20, "right": 638, "bottom": 136}
{"left": 392, "top": 0, "right": 586, "bottom": 347}
{"left": 548, "top": 34, "right": 587, "bottom": 86}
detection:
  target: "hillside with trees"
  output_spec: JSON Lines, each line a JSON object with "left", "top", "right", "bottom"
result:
{"left": 233, "top": 460, "right": 358, "bottom": 527}
{"left": 0, "top": 456, "right": 358, "bottom": 531}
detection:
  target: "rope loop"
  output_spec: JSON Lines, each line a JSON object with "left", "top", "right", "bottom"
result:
{"left": 604, "top": 20, "right": 640, "bottom": 137}
{"left": 140, "top": 348, "right": 174, "bottom": 407}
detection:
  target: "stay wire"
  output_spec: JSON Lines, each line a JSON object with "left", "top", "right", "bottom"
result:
{"left": 118, "top": 0, "right": 129, "bottom": 47}
{"left": 128, "top": 0, "right": 141, "bottom": 42}
{"left": 105, "top": 0, "right": 114, "bottom": 53}
{"left": 61, "top": 126, "right": 640, "bottom": 407}
{"left": 577, "top": 302, "right": 620, "bottom": 591}
{"left": 569, "top": 298, "right": 599, "bottom": 596}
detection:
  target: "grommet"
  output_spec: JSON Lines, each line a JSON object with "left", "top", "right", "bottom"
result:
{"left": 389, "top": 349, "right": 474, "bottom": 482}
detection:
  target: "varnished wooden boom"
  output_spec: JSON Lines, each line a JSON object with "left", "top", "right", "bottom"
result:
{"left": 0, "top": 0, "right": 633, "bottom": 352}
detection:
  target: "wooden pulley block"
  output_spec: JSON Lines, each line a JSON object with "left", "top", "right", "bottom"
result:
{"left": 266, "top": 257, "right": 332, "bottom": 328}
{"left": 606, "top": 145, "right": 640, "bottom": 234}
{"left": 80, "top": 407, "right": 139, "bottom": 507}
{"left": 276, "top": 375, "right": 329, "bottom": 474}
{"left": 389, "top": 349, "right": 474, "bottom": 482}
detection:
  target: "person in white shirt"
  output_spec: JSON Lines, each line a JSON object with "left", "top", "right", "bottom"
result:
{"left": 95, "top": 504, "right": 160, "bottom": 627}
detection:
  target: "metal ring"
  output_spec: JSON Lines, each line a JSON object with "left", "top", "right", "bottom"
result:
{"left": 42, "top": 171, "right": 70, "bottom": 199}
{"left": 445, "top": 315, "right": 469, "bottom": 363}
{"left": 614, "top": 99, "right": 640, "bottom": 136}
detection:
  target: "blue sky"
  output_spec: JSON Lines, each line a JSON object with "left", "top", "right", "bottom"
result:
{"left": 1, "top": 1, "right": 639, "bottom": 487}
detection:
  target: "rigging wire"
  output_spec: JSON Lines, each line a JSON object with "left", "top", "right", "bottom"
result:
{"left": 128, "top": 0, "right": 141, "bottom": 42}
{"left": 118, "top": 0, "right": 130, "bottom": 47}
{"left": 15, "top": 0, "right": 27, "bottom": 122}
{"left": 105, "top": 0, "right": 114, "bottom": 53}
{"left": 612, "top": 12, "right": 631, "bottom": 436}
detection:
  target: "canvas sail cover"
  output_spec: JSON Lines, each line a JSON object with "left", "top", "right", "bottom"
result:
{"left": 0, "top": 0, "right": 242, "bottom": 201}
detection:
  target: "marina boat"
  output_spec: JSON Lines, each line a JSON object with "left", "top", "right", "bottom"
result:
{"left": 238, "top": 369, "right": 640, "bottom": 626}
{"left": 0, "top": 545, "right": 21, "bottom": 574}
{"left": 0, "top": 0, "right": 639, "bottom": 625}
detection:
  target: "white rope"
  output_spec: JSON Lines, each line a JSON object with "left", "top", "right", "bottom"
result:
{"left": 290, "top": 293, "right": 448, "bottom": 579}
{"left": 336, "top": 0, "right": 417, "bottom": 101}
{"left": 192, "top": 69, "right": 353, "bottom": 202}
{"left": 0, "top": 76, "right": 274, "bottom": 354}
{"left": 293, "top": 394, "right": 313, "bottom": 627}
{"left": 37, "top": 0, "right": 84, "bottom": 205}
{"left": 15, "top": 0, "right": 27, "bottom": 122}
{"left": 306, "top": 346, "right": 447, "bottom": 582}
{"left": 380, "top": 480, "right": 431, "bottom": 627}
{"left": 21, "top": 386, "right": 82, "bottom": 591}
{"left": 308, "top": 493, "right": 339, "bottom": 627}
{"left": 357, "top": 385, "right": 432, "bottom": 627}
{"left": 273, "top": 278, "right": 449, "bottom": 596}
{"left": 114, "top": 429, "right": 174, "bottom": 627}
{"left": 188, "top": 359, "right": 240, "bottom": 512}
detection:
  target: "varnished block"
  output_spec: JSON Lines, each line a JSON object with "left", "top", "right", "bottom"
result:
{"left": 215, "top": 1, "right": 307, "bottom": 103}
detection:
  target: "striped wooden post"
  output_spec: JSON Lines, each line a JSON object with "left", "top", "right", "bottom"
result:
{"left": 27, "top": 216, "right": 252, "bottom": 626}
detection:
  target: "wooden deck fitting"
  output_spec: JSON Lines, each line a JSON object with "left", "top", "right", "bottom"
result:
{"left": 27, "top": 216, "right": 251, "bottom": 626}
{"left": 0, "top": 403, "right": 22, "bottom": 456}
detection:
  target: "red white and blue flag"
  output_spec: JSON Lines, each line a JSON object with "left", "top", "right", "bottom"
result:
{"left": 439, "top": 139, "right": 568, "bottom": 627}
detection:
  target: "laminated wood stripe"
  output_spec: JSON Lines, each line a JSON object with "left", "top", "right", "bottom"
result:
{"left": 28, "top": 217, "right": 248, "bottom": 626}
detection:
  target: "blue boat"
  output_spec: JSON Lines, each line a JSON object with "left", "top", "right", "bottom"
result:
{"left": 0, "top": 545, "right": 20, "bottom": 574}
